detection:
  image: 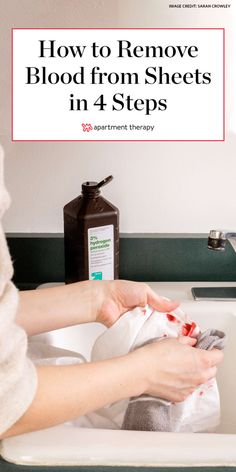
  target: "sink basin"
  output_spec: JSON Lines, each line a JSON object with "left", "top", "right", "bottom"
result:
{"left": 1, "top": 282, "right": 236, "bottom": 467}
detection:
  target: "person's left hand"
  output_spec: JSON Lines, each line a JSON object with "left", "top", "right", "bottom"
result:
{"left": 17, "top": 279, "right": 180, "bottom": 336}
{"left": 94, "top": 280, "right": 179, "bottom": 327}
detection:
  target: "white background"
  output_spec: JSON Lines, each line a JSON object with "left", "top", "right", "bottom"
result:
{"left": 0, "top": 0, "right": 235, "bottom": 233}
{"left": 13, "top": 28, "right": 224, "bottom": 141}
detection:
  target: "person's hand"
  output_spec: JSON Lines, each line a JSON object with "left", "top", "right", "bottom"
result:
{"left": 130, "top": 336, "right": 224, "bottom": 402}
{"left": 94, "top": 280, "right": 179, "bottom": 327}
{"left": 17, "top": 280, "right": 178, "bottom": 335}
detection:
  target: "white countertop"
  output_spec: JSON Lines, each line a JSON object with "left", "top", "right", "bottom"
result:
{"left": 148, "top": 281, "right": 236, "bottom": 302}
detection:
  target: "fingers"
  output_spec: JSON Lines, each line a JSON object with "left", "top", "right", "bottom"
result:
{"left": 178, "top": 336, "right": 197, "bottom": 347}
{"left": 201, "top": 348, "right": 224, "bottom": 368}
{"left": 178, "top": 339, "right": 224, "bottom": 368}
{"left": 204, "top": 366, "right": 217, "bottom": 381}
{"left": 146, "top": 286, "right": 179, "bottom": 313}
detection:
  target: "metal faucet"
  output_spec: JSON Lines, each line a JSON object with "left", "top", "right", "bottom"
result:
{"left": 191, "top": 230, "right": 236, "bottom": 300}
{"left": 208, "top": 229, "right": 236, "bottom": 253}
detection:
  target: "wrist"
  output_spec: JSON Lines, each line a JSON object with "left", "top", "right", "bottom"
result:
{"left": 124, "top": 350, "right": 149, "bottom": 397}
{"left": 91, "top": 280, "right": 116, "bottom": 325}
{"left": 67, "top": 281, "right": 99, "bottom": 324}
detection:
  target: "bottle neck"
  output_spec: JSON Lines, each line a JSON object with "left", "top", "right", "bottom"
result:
{"left": 82, "top": 189, "right": 100, "bottom": 198}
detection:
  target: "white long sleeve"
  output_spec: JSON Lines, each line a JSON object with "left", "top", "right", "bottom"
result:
{"left": 0, "top": 147, "right": 37, "bottom": 436}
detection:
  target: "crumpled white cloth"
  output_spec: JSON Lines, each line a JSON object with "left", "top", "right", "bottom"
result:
{"left": 89, "top": 305, "right": 222, "bottom": 432}
{"left": 92, "top": 305, "right": 200, "bottom": 360}
{"left": 28, "top": 340, "right": 86, "bottom": 366}
{"left": 29, "top": 305, "right": 222, "bottom": 432}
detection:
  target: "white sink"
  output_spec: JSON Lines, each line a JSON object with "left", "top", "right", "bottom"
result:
{"left": 1, "top": 282, "right": 236, "bottom": 467}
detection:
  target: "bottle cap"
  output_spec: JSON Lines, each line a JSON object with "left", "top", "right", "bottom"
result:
{"left": 82, "top": 176, "right": 113, "bottom": 196}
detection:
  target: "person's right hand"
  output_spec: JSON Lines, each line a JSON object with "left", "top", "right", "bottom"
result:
{"left": 131, "top": 336, "right": 224, "bottom": 402}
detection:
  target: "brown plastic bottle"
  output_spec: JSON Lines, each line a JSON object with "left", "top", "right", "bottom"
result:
{"left": 64, "top": 176, "right": 119, "bottom": 283}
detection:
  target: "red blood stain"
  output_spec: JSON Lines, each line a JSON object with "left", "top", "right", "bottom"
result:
{"left": 142, "top": 309, "right": 147, "bottom": 316}
{"left": 163, "top": 334, "right": 167, "bottom": 337}
{"left": 166, "top": 313, "right": 180, "bottom": 323}
{"left": 182, "top": 322, "right": 197, "bottom": 337}
{"left": 199, "top": 391, "right": 204, "bottom": 396}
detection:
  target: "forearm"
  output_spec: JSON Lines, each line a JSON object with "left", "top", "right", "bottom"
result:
{"left": 1, "top": 354, "right": 144, "bottom": 439}
{"left": 16, "top": 282, "right": 100, "bottom": 336}
{"left": 1, "top": 338, "right": 223, "bottom": 439}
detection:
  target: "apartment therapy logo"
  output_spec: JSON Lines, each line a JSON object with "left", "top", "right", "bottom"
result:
{"left": 12, "top": 29, "right": 224, "bottom": 141}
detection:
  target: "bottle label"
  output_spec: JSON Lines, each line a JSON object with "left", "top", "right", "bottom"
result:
{"left": 88, "top": 225, "right": 114, "bottom": 280}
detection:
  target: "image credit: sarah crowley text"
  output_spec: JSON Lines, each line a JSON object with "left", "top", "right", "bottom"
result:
{"left": 169, "top": 3, "right": 231, "bottom": 8}
{"left": 93, "top": 124, "right": 155, "bottom": 132}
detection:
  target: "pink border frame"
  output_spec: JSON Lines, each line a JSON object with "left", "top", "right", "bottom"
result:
{"left": 11, "top": 28, "right": 225, "bottom": 143}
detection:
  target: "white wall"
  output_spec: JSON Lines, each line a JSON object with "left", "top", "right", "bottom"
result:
{"left": 0, "top": 0, "right": 235, "bottom": 233}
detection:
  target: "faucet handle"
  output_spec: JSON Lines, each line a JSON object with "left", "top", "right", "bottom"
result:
{"left": 208, "top": 229, "right": 236, "bottom": 253}
{"left": 208, "top": 229, "right": 226, "bottom": 251}
{"left": 209, "top": 230, "right": 225, "bottom": 240}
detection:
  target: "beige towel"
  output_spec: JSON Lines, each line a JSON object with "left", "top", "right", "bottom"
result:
{"left": 0, "top": 145, "right": 37, "bottom": 436}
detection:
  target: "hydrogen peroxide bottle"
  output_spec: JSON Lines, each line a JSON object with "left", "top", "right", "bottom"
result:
{"left": 64, "top": 176, "right": 119, "bottom": 283}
